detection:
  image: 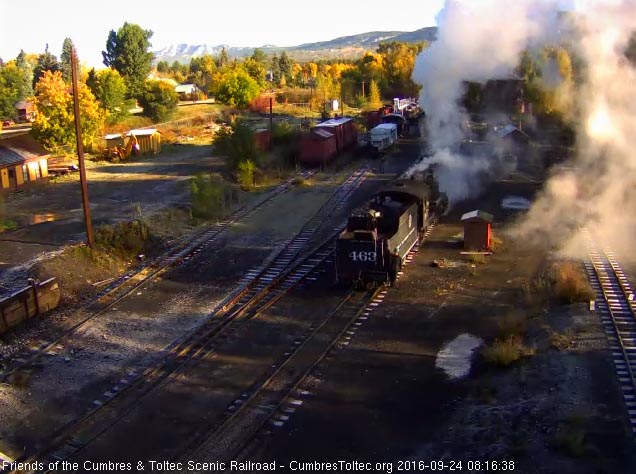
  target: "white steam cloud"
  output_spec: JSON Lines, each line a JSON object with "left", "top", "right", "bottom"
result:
{"left": 410, "top": 0, "right": 636, "bottom": 256}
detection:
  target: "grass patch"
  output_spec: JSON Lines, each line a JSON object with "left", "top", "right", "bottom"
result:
{"left": 0, "top": 218, "right": 18, "bottom": 233}
{"left": 291, "top": 176, "right": 306, "bottom": 186}
{"left": 552, "top": 261, "right": 595, "bottom": 304}
{"left": 467, "top": 253, "right": 486, "bottom": 264}
{"left": 481, "top": 335, "right": 535, "bottom": 367}
{"left": 551, "top": 414, "right": 595, "bottom": 458}
{"left": 490, "top": 232, "right": 503, "bottom": 251}
{"left": 550, "top": 329, "right": 575, "bottom": 350}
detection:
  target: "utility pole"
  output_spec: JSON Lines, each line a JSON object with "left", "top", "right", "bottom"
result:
{"left": 361, "top": 80, "right": 366, "bottom": 98}
{"left": 71, "top": 45, "right": 94, "bottom": 247}
{"left": 269, "top": 97, "right": 273, "bottom": 150}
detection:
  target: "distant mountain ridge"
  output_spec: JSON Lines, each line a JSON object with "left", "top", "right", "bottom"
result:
{"left": 153, "top": 27, "right": 438, "bottom": 63}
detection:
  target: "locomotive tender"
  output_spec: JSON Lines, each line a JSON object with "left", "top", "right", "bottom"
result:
{"left": 335, "top": 171, "right": 448, "bottom": 289}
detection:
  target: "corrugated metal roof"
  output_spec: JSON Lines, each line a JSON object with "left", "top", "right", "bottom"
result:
{"left": 495, "top": 124, "right": 518, "bottom": 138}
{"left": 315, "top": 117, "right": 352, "bottom": 127}
{"left": 105, "top": 133, "right": 123, "bottom": 140}
{"left": 0, "top": 147, "right": 27, "bottom": 167}
{"left": 126, "top": 129, "right": 159, "bottom": 136}
{"left": 175, "top": 84, "right": 197, "bottom": 93}
{"left": 0, "top": 133, "right": 48, "bottom": 168}
{"left": 461, "top": 210, "right": 493, "bottom": 222}
{"left": 311, "top": 129, "right": 334, "bottom": 139}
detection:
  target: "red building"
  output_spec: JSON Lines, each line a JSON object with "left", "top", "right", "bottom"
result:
{"left": 461, "top": 210, "right": 493, "bottom": 251}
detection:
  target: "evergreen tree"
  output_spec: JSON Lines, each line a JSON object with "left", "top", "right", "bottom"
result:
{"left": 102, "top": 22, "right": 154, "bottom": 100}
{"left": 15, "top": 50, "right": 33, "bottom": 99}
{"left": 33, "top": 44, "right": 60, "bottom": 89}
{"left": 60, "top": 38, "right": 74, "bottom": 83}
{"left": 270, "top": 54, "right": 281, "bottom": 84}
{"left": 156, "top": 60, "right": 169, "bottom": 73}
{"left": 216, "top": 47, "right": 229, "bottom": 68}
{"left": 278, "top": 51, "right": 292, "bottom": 83}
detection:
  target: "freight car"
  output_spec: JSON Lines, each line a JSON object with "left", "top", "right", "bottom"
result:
{"left": 335, "top": 171, "right": 448, "bottom": 289}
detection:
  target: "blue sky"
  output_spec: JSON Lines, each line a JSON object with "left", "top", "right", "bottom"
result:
{"left": 0, "top": 0, "right": 446, "bottom": 68}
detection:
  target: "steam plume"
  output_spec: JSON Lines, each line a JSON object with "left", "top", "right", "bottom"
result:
{"left": 410, "top": 0, "right": 636, "bottom": 257}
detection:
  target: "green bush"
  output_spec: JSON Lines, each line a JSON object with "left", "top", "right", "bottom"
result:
{"left": 0, "top": 218, "right": 17, "bottom": 233}
{"left": 191, "top": 173, "right": 237, "bottom": 219}
{"left": 237, "top": 159, "right": 256, "bottom": 191}
{"left": 94, "top": 220, "right": 152, "bottom": 258}
{"left": 138, "top": 80, "right": 178, "bottom": 122}
{"left": 213, "top": 119, "right": 262, "bottom": 171}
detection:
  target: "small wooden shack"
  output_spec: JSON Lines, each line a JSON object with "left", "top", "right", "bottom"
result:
{"left": 461, "top": 210, "right": 493, "bottom": 251}
{"left": 126, "top": 129, "right": 161, "bottom": 155}
{"left": 0, "top": 133, "right": 49, "bottom": 192}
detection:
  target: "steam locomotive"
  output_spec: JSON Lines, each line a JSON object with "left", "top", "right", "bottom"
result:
{"left": 335, "top": 170, "right": 448, "bottom": 289}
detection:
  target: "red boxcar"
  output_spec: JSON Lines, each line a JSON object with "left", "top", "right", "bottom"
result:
{"left": 299, "top": 128, "right": 338, "bottom": 166}
{"left": 313, "top": 117, "right": 357, "bottom": 154}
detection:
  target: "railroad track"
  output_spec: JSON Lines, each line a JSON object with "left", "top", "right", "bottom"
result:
{"left": 0, "top": 171, "right": 313, "bottom": 382}
{"left": 581, "top": 228, "right": 636, "bottom": 438}
{"left": 179, "top": 288, "right": 380, "bottom": 468}
{"left": 180, "top": 219, "right": 438, "bottom": 469}
{"left": 10, "top": 166, "right": 370, "bottom": 473}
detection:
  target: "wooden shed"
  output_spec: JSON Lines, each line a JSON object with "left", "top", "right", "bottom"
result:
{"left": 0, "top": 134, "right": 49, "bottom": 192}
{"left": 461, "top": 210, "right": 493, "bottom": 251}
{"left": 14, "top": 101, "right": 36, "bottom": 122}
{"left": 299, "top": 128, "right": 338, "bottom": 166}
{"left": 126, "top": 129, "right": 161, "bottom": 155}
{"left": 253, "top": 129, "right": 271, "bottom": 151}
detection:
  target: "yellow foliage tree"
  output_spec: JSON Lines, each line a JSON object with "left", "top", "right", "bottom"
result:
{"left": 31, "top": 70, "right": 105, "bottom": 150}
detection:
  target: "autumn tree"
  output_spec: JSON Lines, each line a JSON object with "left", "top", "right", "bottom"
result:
{"left": 138, "top": 79, "right": 178, "bottom": 122}
{"left": 213, "top": 67, "right": 261, "bottom": 108}
{"left": 368, "top": 79, "right": 382, "bottom": 108}
{"left": 377, "top": 41, "right": 425, "bottom": 97}
{"left": 187, "top": 55, "right": 216, "bottom": 93}
{"left": 33, "top": 44, "right": 60, "bottom": 89}
{"left": 87, "top": 68, "right": 131, "bottom": 124}
{"left": 243, "top": 57, "right": 266, "bottom": 87}
{"left": 31, "top": 70, "right": 104, "bottom": 149}
{"left": 60, "top": 38, "right": 74, "bottom": 83}
{"left": 102, "top": 22, "right": 155, "bottom": 100}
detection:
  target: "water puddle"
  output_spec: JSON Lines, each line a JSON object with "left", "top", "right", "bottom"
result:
{"left": 21, "top": 213, "right": 58, "bottom": 225}
{"left": 435, "top": 333, "right": 483, "bottom": 379}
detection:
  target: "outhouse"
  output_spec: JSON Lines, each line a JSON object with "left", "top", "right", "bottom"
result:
{"left": 461, "top": 210, "right": 493, "bottom": 251}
